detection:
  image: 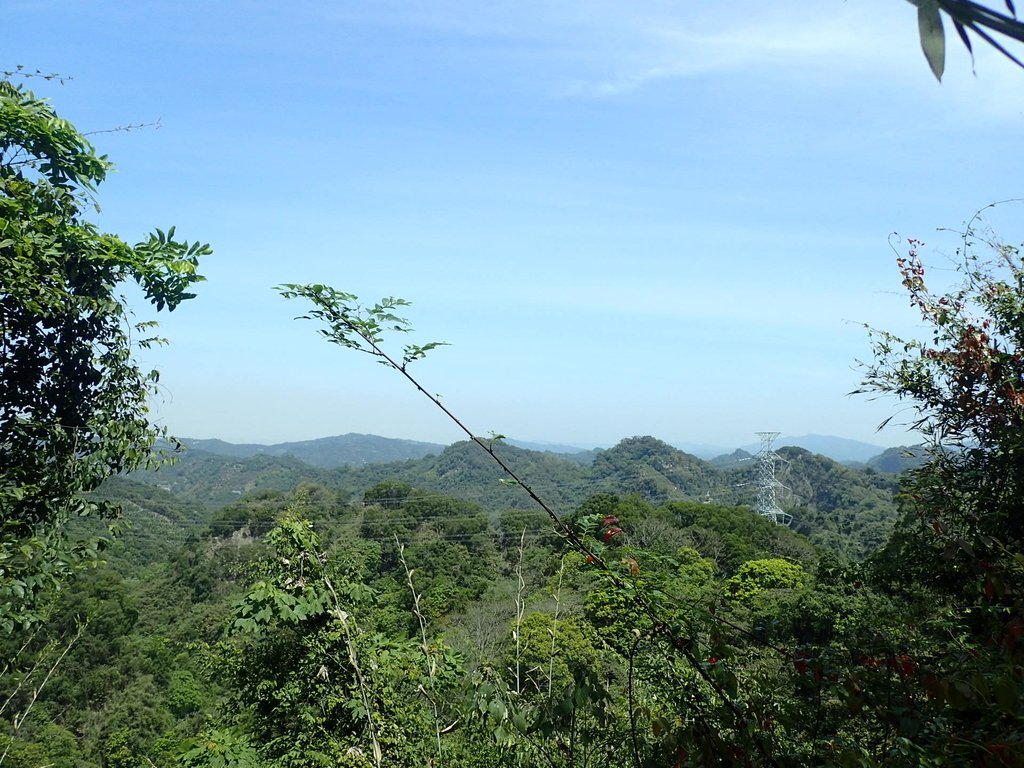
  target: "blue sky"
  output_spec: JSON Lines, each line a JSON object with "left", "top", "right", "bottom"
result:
{"left": 7, "top": 1, "right": 1024, "bottom": 449}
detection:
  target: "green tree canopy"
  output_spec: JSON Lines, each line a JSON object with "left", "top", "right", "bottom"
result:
{"left": 860, "top": 210, "right": 1024, "bottom": 762}
{"left": 0, "top": 76, "right": 209, "bottom": 634}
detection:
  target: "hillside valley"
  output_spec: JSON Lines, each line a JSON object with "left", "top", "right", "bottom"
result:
{"left": 6, "top": 421, "right": 1009, "bottom": 768}
{"left": 135, "top": 434, "right": 903, "bottom": 560}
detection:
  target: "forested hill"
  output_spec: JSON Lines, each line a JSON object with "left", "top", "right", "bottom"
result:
{"left": 134, "top": 450, "right": 333, "bottom": 508}
{"left": 133, "top": 435, "right": 901, "bottom": 560}
{"left": 81, "top": 477, "right": 209, "bottom": 567}
{"left": 29, "top": 436, "right": 906, "bottom": 767}
{"left": 719, "top": 447, "right": 901, "bottom": 560}
{"left": 181, "top": 433, "right": 445, "bottom": 468}
{"left": 866, "top": 444, "right": 929, "bottom": 473}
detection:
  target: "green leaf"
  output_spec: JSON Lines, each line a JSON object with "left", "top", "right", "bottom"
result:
{"left": 918, "top": 0, "right": 946, "bottom": 81}
{"left": 488, "top": 698, "right": 506, "bottom": 721}
{"left": 512, "top": 712, "right": 528, "bottom": 733}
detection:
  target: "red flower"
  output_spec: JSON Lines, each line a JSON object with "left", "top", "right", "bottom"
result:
{"left": 707, "top": 656, "right": 718, "bottom": 665}
{"left": 896, "top": 655, "right": 916, "bottom": 677}
{"left": 602, "top": 527, "right": 622, "bottom": 542}
{"left": 601, "top": 515, "right": 619, "bottom": 527}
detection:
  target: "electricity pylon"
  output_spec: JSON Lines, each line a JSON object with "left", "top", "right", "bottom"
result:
{"left": 754, "top": 431, "right": 793, "bottom": 526}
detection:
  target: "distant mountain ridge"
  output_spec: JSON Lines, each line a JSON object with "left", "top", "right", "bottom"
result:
{"left": 182, "top": 431, "right": 896, "bottom": 468}
{"left": 770, "top": 436, "right": 888, "bottom": 466}
{"left": 667, "top": 435, "right": 890, "bottom": 463}
{"left": 182, "top": 433, "right": 445, "bottom": 468}
{"left": 737, "top": 434, "right": 888, "bottom": 464}
{"left": 136, "top": 435, "right": 904, "bottom": 560}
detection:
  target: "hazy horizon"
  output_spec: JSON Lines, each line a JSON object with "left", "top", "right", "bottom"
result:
{"left": 176, "top": 428, "right": 911, "bottom": 456}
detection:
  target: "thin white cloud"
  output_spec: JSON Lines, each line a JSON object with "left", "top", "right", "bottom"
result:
{"left": 562, "top": 4, "right": 919, "bottom": 95}
{"left": 544, "top": 2, "right": 1023, "bottom": 127}
{"left": 299, "top": 0, "right": 1024, "bottom": 120}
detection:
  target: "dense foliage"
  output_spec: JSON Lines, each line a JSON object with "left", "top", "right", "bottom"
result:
{"left": 4, "top": 78, "right": 1023, "bottom": 767}
{"left": 859, "top": 222, "right": 1024, "bottom": 763}
{"left": 0, "top": 75, "right": 209, "bottom": 633}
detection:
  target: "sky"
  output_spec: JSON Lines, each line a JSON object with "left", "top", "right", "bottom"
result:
{"left": 6, "top": 1, "right": 1024, "bottom": 450}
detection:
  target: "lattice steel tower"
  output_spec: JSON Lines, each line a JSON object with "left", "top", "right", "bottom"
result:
{"left": 754, "top": 432, "right": 793, "bottom": 526}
